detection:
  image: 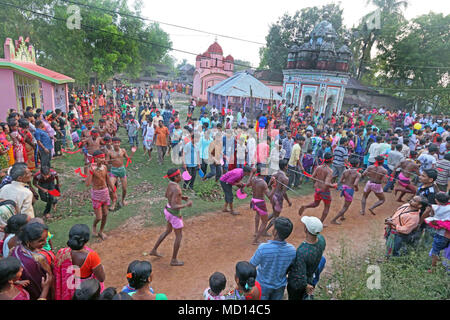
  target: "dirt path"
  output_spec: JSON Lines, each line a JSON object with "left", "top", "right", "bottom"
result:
{"left": 91, "top": 188, "right": 398, "bottom": 299}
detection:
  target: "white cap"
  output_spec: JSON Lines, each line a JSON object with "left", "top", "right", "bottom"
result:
{"left": 301, "top": 216, "right": 323, "bottom": 235}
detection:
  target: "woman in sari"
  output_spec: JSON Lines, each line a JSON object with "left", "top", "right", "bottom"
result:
{"left": 64, "top": 114, "right": 75, "bottom": 151}
{"left": 8, "top": 120, "right": 27, "bottom": 164}
{"left": 54, "top": 224, "right": 105, "bottom": 300}
{"left": 18, "top": 119, "right": 36, "bottom": 171}
{"left": 10, "top": 222, "right": 53, "bottom": 300}
{"left": 0, "top": 124, "right": 11, "bottom": 169}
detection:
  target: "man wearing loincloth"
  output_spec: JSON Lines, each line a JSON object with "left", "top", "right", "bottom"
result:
{"left": 150, "top": 168, "right": 192, "bottom": 266}
{"left": 106, "top": 137, "right": 135, "bottom": 210}
{"left": 393, "top": 151, "right": 420, "bottom": 202}
{"left": 85, "top": 150, "right": 115, "bottom": 240}
{"left": 81, "top": 128, "right": 103, "bottom": 178}
{"left": 249, "top": 166, "right": 272, "bottom": 245}
{"left": 330, "top": 157, "right": 361, "bottom": 225}
{"left": 360, "top": 155, "right": 388, "bottom": 216}
{"left": 298, "top": 152, "right": 337, "bottom": 227}
{"left": 265, "top": 159, "right": 292, "bottom": 234}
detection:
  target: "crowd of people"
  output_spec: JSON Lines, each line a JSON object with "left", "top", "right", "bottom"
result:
{"left": 0, "top": 83, "right": 449, "bottom": 300}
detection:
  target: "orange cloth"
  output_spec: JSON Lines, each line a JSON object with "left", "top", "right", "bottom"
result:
{"left": 390, "top": 204, "right": 420, "bottom": 235}
{"left": 80, "top": 251, "right": 101, "bottom": 279}
{"left": 155, "top": 127, "right": 169, "bottom": 147}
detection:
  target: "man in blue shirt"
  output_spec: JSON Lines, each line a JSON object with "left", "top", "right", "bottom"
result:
{"left": 250, "top": 217, "right": 296, "bottom": 300}
{"left": 258, "top": 113, "right": 268, "bottom": 129}
{"left": 182, "top": 134, "right": 200, "bottom": 190}
{"left": 34, "top": 120, "right": 54, "bottom": 168}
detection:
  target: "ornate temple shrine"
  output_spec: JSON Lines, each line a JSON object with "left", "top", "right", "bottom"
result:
{"left": 282, "top": 13, "right": 352, "bottom": 121}
{"left": 193, "top": 41, "right": 234, "bottom": 104}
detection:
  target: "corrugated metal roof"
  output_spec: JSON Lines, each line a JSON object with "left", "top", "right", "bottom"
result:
{"left": 207, "top": 72, "right": 283, "bottom": 100}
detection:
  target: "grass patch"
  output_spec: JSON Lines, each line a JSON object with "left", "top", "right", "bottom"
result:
{"left": 315, "top": 238, "right": 450, "bottom": 300}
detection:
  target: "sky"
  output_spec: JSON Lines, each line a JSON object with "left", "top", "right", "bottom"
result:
{"left": 137, "top": 0, "right": 450, "bottom": 67}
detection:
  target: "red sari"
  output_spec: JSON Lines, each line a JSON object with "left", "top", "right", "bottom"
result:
{"left": 54, "top": 246, "right": 104, "bottom": 300}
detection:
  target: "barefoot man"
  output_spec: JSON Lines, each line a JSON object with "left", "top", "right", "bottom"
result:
{"left": 394, "top": 150, "right": 420, "bottom": 202}
{"left": 330, "top": 157, "right": 361, "bottom": 225}
{"left": 81, "top": 128, "right": 103, "bottom": 178}
{"left": 265, "top": 159, "right": 292, "bottom": 233}
{"left": 360, "top": 155, "right": 388, "bottom": 216}
{"left": 107, "top": 137, "right": 135, "bottom": 210}
{"left": 150, "top": 168, "right": 192, "bottom": 266}
{"left": 219, "top": 165, "right": 255, "bottom": 215}
{"left": 86, "top": 150, "right": 114, "bottom": 240}
{"left": 298, "top": 152, "right": 337, "bottom": 227}
{"left": 249, "top": 167, "right": 272, "bottom": 245}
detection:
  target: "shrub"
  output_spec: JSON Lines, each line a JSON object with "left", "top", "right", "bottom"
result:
{"left": 316, "top": 238, "right": 450, "bottom": 300}
{"left": 193, "top": 179, "right": 223, "bottom": 202}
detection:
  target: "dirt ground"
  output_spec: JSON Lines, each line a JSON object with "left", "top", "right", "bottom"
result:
{"left": 91, "top": 188, "right": 400, "bottom": 299}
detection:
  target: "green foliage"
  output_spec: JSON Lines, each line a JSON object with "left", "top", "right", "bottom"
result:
{"left": 233, "top": 59, "right": 252, "bottom": 73}
{"left": 371, "top": 115, "right": 391, "bottom": 131}
{"left": 316, "top": 238, "right": 450, "bottom": 300}
{"left": 193, "top": 179, "right": 223, "bottom": 202}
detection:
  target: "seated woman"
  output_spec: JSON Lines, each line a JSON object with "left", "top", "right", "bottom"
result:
{"left": 385, "top": 195, "right": 428, "bottom": 257}
{"left": 0, "top": 256, "right": 52, "bottom": 300}
{"left": 126, "top": 260, "right": 167, "bottom": 300}
{"left": 54, "top": 224, "right": 105, "bottom": 300}
{"left": 10, "top": 222, "right": 53, "bottom": 300}
{"left": 225, "top": 261, "right": 261, "bottom": 300}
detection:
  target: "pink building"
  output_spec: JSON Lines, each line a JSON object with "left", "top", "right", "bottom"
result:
{"left": 193, "top": 41, "right": 234, "bottom": 104}
{"left": 0, "top": 37, "right": 74, "bottom": 120}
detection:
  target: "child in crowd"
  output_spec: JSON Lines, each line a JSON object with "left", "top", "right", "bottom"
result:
{"left": 425, "top": 192, "right": 450, "bottom": 271}
{"left": 203, "top": 272, "right": 226, "bottom": 300}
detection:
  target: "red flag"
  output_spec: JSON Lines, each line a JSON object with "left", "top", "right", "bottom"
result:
{"left": 48, "top": 189, "right": 61, "bottom": 197}
{"left": 125, "top": 157, "right": 132, "bottom": 168}
{"left": 302, "top": 170, "right": 313, "bottom": 178}
{"left": 75, "top": 168, "right": 87, "bottom": 178}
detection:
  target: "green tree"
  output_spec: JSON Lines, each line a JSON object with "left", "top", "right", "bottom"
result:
{"left": 373, "top": 13, "right": 450, "bottom": 112}
{"left": 233, "top": 59, "right": 252, "bottom": 72}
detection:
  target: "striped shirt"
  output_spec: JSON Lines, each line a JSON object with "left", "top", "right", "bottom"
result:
{"left": 436, "top": 159, "right": 450, "bottom": 186}
{"left": 250, "top": 240, "right": 296, "bottom": 290}
{"left": 332, "top": 146, "right": 348, "bottom": 167}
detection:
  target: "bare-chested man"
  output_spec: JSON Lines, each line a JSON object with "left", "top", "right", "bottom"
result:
{"left": 107, "top": 137, "right": 135, "bottom": 210}
{"left": 394, "top": 150, "right": 420, "bottom": 202}
{"left": 330, "top": 157, "right": 361, "bottom": 225}
{"left": 98, "top": 119, "right": 108, "bottom": 138}
{"left": 265, "top": 159, "right": 292, "bottom": 234}
{"left": 298, "top": 152, "right": 337, "bottom": 227}
{"left": 81, "top": 129, "right": 104, "bottom": 177}
{"left": 360, "top": 155, "right": 388, "bottom": 216}
{"left": 249, "top": 167, "right": 272, "bottom": 245}
{"left": 85, "top": 150, "right": 115, "bottom": 240}
{"left": 150, "top": 168, "right": 192, "bottom": 266}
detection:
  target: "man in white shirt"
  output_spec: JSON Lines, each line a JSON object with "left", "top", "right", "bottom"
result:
{"left": 368, "top": 136, "right": 382, "bottom": 165}
{"left": 0, "top": 163, "right": 34, "bottom": 218}
{"left": 417, "top": 144, "right": 438, "bottom": 173}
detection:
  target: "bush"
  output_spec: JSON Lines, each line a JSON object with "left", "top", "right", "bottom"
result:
{"left": 316, "top": 238, "right": 450, "bottom": 300}
{"left": 370, "top": 115, "right": 391, "bottom": 131}
{"left": 193, "top": 179, "right": 223, "bottom": 202}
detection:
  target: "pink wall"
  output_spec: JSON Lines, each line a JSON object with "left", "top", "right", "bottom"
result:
{"left": 41, "top": 81, "right": 55, "bottom": 112}
{"left": 0, "top": 69, "right": 18, "bottom": 120}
